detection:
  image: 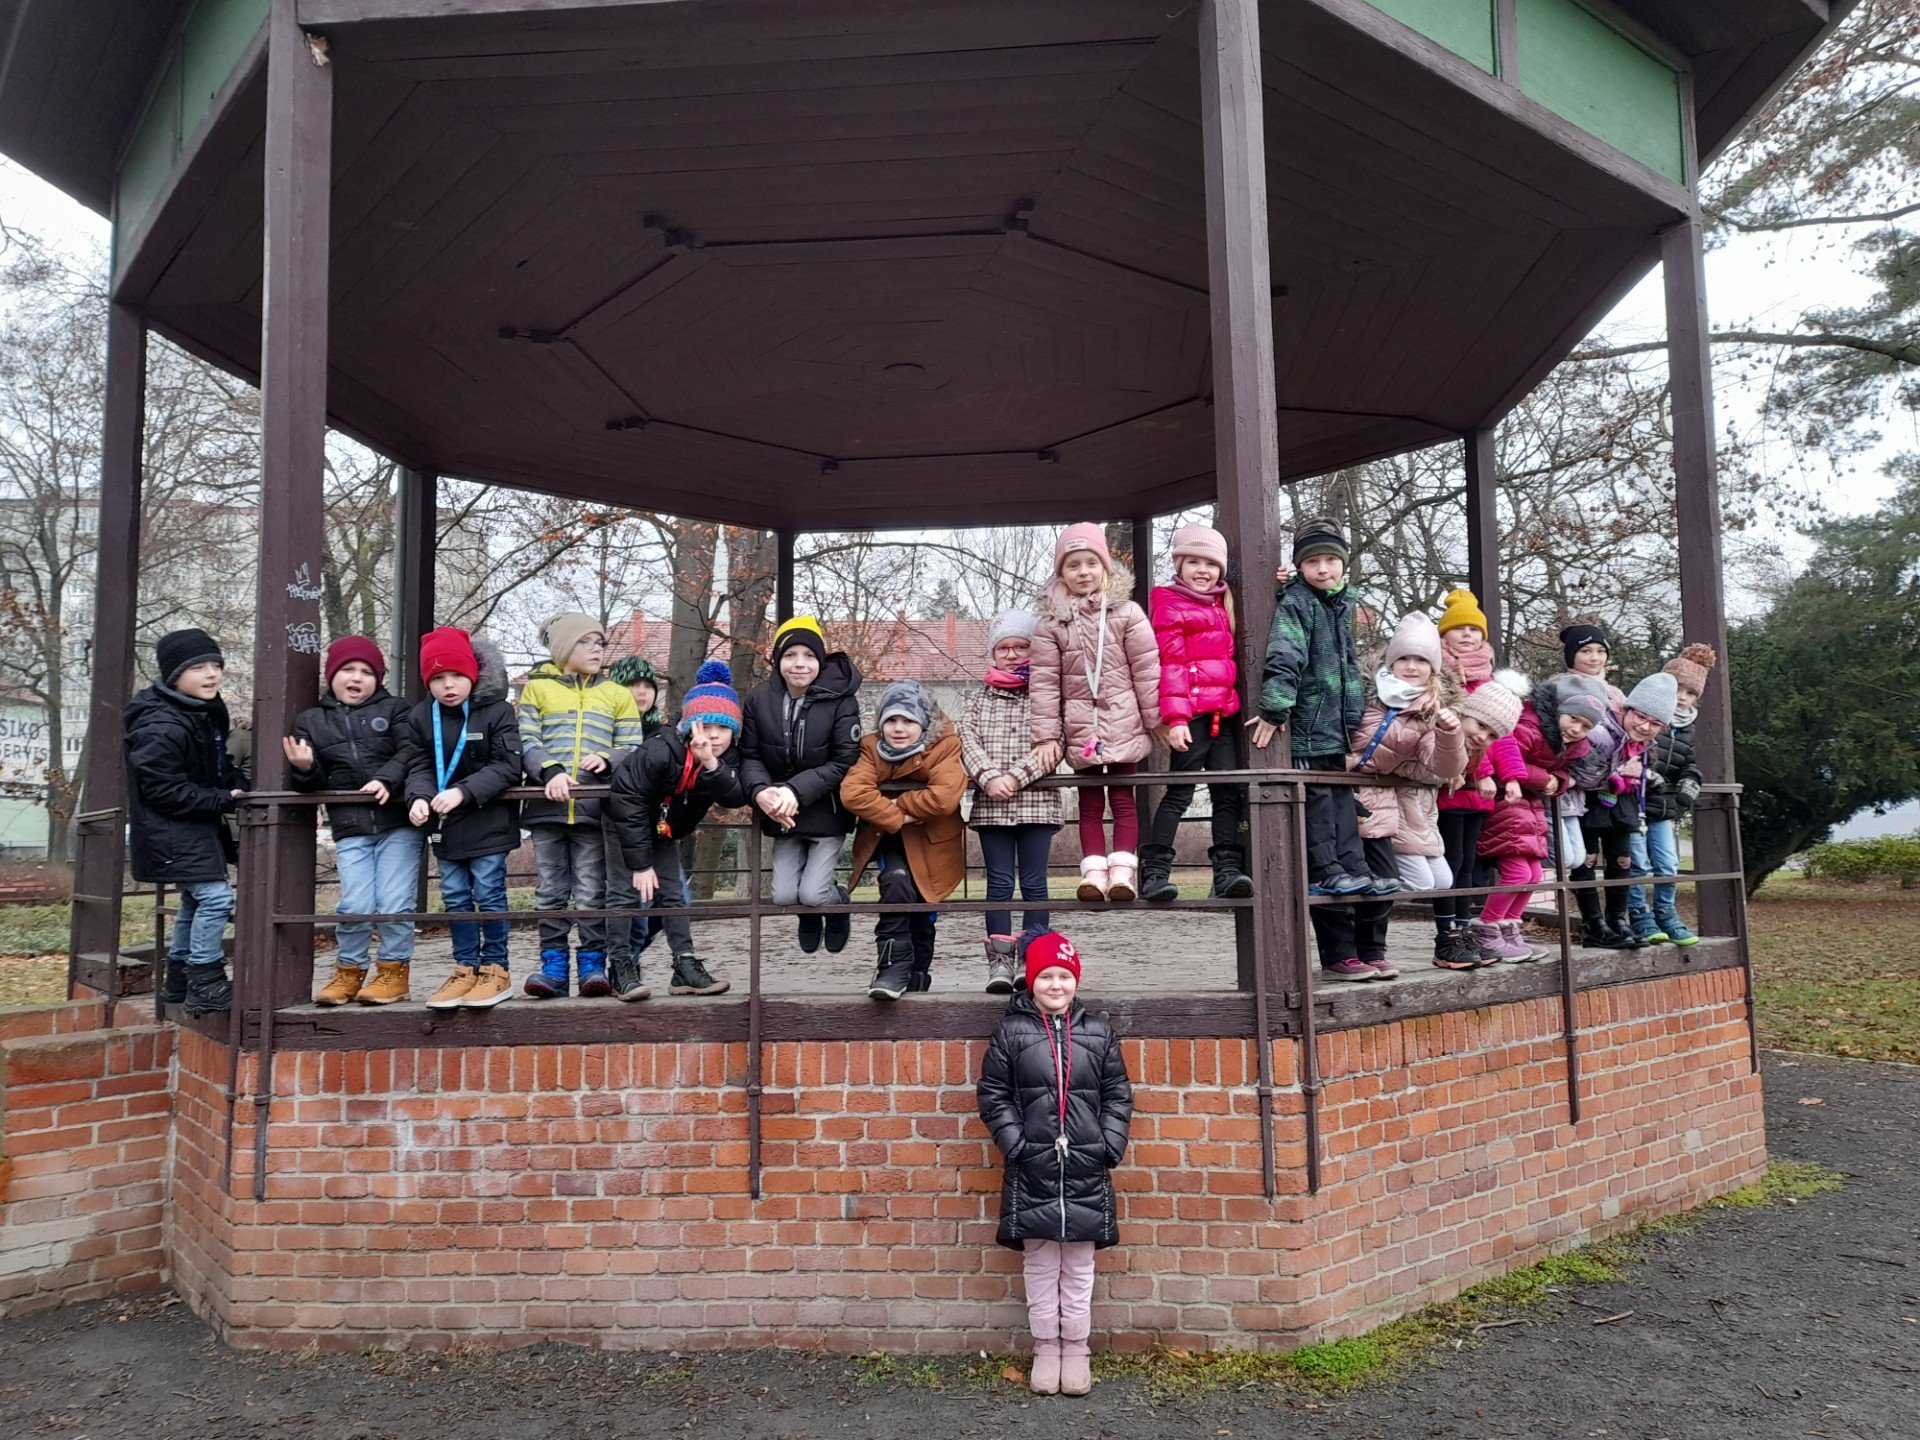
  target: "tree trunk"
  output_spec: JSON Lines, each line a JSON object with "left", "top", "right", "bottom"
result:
{"left": 725, "top": 525, "right": 778, "bottom": 694}
{"left": 665, "top": 518, "right": 718, "bottom": 705}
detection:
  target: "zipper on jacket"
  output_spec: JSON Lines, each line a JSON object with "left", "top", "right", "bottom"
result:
{"left": 569, "top": 675, "right": 585, "bottom": 826}
{"left": 1051, "top": 1013, "right": 1070, "bottom": 1240}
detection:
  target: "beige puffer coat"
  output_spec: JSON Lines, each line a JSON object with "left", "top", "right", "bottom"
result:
{"left": 1348, "top": 698, "right": 1468, "bottom": 857}
{"left": 1030, "top": 564, "right": 1162, "bottom": 769}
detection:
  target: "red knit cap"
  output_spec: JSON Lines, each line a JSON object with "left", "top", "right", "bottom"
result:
{"left": 1024, "top": 931, "right": 1082, "bottom": 991}
{"left": 418, "top": 626, "right": 478, "bottom": 686}
{"left": 325, "top": 635, "right": 387, "bottom": 687}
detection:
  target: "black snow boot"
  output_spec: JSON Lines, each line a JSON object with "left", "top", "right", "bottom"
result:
{"left": 868, "top": 940, "right": 915, "bottom": 1001}
{"left": 159, "top": 954, "right": 190, "bottom": 1007}
{"left": 182, "top": 964, "right": 233, "bottom": 1017}
{"left": 1136, "top": 845, "right": 1179, "bottom": 904}
{"left": 1209, "top": 846, "right": 1254, "bottom": 900}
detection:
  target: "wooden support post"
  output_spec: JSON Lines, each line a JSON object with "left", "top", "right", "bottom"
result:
{"left": 68, "top": 304, "right": 147, "bottom": 997}
{"left": 248, "top": 0, "right": 333, "bottom": 1011}
{"left": 391, "top": 468, "right": 436, "bottom": 702}
{"left": 1663, "top": 216, "right": 1738, "bottom": 938}
{"left": 1130, "top": 517, "right": 1153, "bottom": 611}
{"left": 1463, "top": 428, "right": 1503, "bottom": 659}
{"left": 775, "top": 529, "right": 796, "bottom": 625}
{"left": 1200, "top": 0, "right": 1285, "bottom": 995}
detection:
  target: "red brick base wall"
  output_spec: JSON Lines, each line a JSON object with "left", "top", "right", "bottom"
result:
{"left": 162, "top": 968, "right": 1764, "bottom": 1352}
{"left": 0, "top": 1001, "right": 174, "bottom": 1316}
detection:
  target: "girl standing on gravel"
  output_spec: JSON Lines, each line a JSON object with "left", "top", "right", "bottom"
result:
{"left": 977, "top": 931, "right": 1133, "bottom": 1398}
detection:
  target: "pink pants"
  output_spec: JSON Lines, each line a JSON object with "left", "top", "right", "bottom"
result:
{"left": 1076, "top": 764, "right": 1139, "bottom": 857}
{"left": 1480, "top": 855, "right": 1541, "bottom": 923}
{"left": 1023, "top": 1238, "right": 1097, "bottom": 1341}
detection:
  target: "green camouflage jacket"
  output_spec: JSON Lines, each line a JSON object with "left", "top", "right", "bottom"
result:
{"left": 1258, "top": 577, "right": 1365, "bottom": 758}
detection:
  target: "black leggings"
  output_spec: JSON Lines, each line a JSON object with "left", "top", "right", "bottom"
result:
{"left": 1435, "top": 811, "right": 1485, "bottom": 929}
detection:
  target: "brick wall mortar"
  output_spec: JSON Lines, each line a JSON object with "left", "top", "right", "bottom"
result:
{"left": 1, "top": 1016, "right": 175, "bottom": 1316}
{"left": 157, "top": 968, "right": 1764, "bottom": 1352}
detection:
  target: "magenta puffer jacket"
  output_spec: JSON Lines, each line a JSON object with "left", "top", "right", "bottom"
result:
{"left": 1438, "top": 735, "right": 1526, "bottom": 814}
{"left": 1477, "top": 704, "right": 1589, "bottom": 861}
{"left": 1151, "top": 582, "right": 1240, "bottom": 726}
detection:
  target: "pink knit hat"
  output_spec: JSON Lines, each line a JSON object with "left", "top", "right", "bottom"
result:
{"left": 1383, "top": 612, "right": 1443, "bottom": 671}
{"left": 1170, "top": 523, "right": 1229, "bottom": 570}
{"left": 1054, "top": 522, "right": 1112, "bottom": 575}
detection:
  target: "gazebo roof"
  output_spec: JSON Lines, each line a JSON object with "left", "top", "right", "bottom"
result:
{"left": 0, "top": 0, "right": 1845, "bottom": 529}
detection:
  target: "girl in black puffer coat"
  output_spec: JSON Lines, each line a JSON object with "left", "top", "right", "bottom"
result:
{"left": 977, "top": 932, "right": 1132, "bottom": 1398}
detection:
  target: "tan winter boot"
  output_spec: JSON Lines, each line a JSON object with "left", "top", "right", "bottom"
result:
{"left": 426, "top": 965, "right": 477, "bottom": 1010}
{"left": 314, "top": 964, "right": 364, "bottom": 1006}
{"left": 356, "top": 961, "right": 411, "bottom": 1005}
{"left": 462, "top": 963, "right": 515, "bottom": 1009}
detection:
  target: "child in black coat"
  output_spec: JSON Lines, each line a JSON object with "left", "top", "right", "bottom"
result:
{"left": 977, "top": 932, "right": 1133, "bottom": 1398}
{"left": 607, "top": 661, "right": 747, "bottom": 1000}
{"left": 124, "top": 627, "right": 249, "bottom": 1017}
{"left": 392, "top": 628, "right": 524, "bottom": 1009}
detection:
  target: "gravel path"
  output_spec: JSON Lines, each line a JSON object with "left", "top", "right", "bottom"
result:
{"left": 3, "top": 1051, "right": 1914, "bottom": 1439}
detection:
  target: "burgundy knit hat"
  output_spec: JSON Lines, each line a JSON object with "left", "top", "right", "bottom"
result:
{"left": 1024, "top": 931, "right": 1083, "bottom": 991}
{"left": 324, "top": 635, "right": 387, "bottom": 687}
{"left": 418, "top": 626, "right": 478, "bottom": 686}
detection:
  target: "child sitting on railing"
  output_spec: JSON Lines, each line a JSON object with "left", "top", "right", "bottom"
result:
{"left": 606, "top": 661, "right": 745, "bottom": 1000}
{"left": 286, "top": 636, "right": 419, "bottom": 1007}
{"left": 841, "top": 679, "right": 967, "bottom": 1001}
{"left": 1348, "top": 613, "right": 1467, "bottom": 979}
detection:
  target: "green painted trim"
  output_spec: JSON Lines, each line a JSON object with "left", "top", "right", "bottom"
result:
{"left": 1367, "top": 0, "right": 1498, "bottom": 73}
{"left": 113, "top": 0, "right": 270, "bottom": 238}
{"left": 1514, "top": 0, "right": 1686, "bottom": 182}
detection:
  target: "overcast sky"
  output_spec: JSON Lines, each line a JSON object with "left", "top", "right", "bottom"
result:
{"left": 2, "top": 150, "right": 1906, "bottom": 530}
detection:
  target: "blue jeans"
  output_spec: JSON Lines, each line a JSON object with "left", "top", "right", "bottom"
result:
{"left": 1637, "top": 819, "right": 1682, "bottom": 918}
{"left": 1625, "top": 828, "right": 1656, "bottom": 926}
{"left": 168, "top": 879, "right": 234, "bottom": 969}
{"left": 334, "top": 827, "right": 423, "bottom": 967}
{"left": 439, "top": 850, "right": 510, "bottom": 970}
{"left": 977, "top": 824, "right": 1055, "bottom": 947}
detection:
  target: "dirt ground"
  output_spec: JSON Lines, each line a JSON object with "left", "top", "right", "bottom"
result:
{"left": 3, "top": 1050, "right": 1915, "bottom": 1440}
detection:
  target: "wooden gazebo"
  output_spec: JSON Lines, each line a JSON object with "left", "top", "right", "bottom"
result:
{"left": 0, "top": 0, "right": 1841, "bottom": 1353}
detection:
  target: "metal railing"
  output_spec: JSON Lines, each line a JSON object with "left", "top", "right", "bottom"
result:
{"left": 86, "top": 768, "right": 1749, "bottom": 1204}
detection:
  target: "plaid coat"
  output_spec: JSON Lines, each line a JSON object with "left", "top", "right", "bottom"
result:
{"left": 959, "top": 683, "right": 1068, "bottom": 829}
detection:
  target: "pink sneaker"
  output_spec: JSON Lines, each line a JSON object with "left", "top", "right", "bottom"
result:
{"left": 1322, "top": 957, "right": 1375, "bottom": 982}
{"left": 1361, "top": 957, "right": 1400, "bottom": 980}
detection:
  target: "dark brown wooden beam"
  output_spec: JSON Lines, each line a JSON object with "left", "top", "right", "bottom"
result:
{"left": 775, "top": 528, "right": 796, "bottom": 624}
{"left": 298, "top": 0, "right": 685, "bottom": 21}
{"left": 250, "top": 0, "right": 334, "bottom": 1011}
{"left": 68, "top": 304, "right": 147, "bottom": 990}
{"left": 391, "top": 468, "right": 436, "bottom": 702}
{"left": 1463, "top": 427, "right": 1502, "bottom": 658}
{"left": 1663, "top": 215, "right": 1738, "bottom": 938}
{"left": 1200, "top": 0, "right": 1285, "bottom": 998}
{"left": 235, "top": 936, "right": 1742, "bottom": 1054}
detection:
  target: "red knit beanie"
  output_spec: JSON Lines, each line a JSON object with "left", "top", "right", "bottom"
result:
{"left": 1024, "top": 931, "right": 1082, "bottom": 991}
{"left": 418, "top": 626, "right": 478, "bottom": 686}
{"left": 325, "top": 635, "right": 387, "bottom": 687}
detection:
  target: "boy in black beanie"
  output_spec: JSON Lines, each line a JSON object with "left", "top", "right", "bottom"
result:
{"left": 124, "top": 628, "right": 249, "bottom": 1016}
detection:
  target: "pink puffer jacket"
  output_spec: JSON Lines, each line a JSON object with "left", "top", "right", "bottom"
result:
{"left": 1031, "top": 565, "right": 1162, "bottom": 768}
{"left": 1348, "top": 700, "right": 1468, "bottom": 857}
{"left": 1438, "top": 735, "right": 1526, "bottom": 814}
{"left": 1478, "top": 703, "right": 1589, "bottom": 861}
{"left": 1151, "top": 582, "right": 1239, "bottom": 726}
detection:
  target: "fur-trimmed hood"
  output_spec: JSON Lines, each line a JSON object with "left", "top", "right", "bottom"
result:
{"left": 1040, "top": 560, "right": 1137, "bottom": 624}
{"left": 472, "top": 636, "right": 510, "bottom": 705}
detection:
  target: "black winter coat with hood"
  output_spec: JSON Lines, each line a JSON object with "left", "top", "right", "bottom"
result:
{"left": 389, "top": 639, "right": 524, "bottom": 861}
{"left": 288, "top": 688, "right": 412, "bottom": 839}
{"left": 1642, "top": 719, "right": 1702, "bottom": 824}
{"left": 976, "top": 991, "right": 1134, "bottom": 1250}
{"left": 608, "top": 728, "right": 749, "bottom": 872}
{"left": 738, "top": 653, "right": 864, "bottom": 839}
{"left": 123, "top": 683, "right": 250, "bottom": 884}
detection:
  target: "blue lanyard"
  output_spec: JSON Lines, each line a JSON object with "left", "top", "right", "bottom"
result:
{"left": 433, "top": 700, "right": 472, "bottom": 794}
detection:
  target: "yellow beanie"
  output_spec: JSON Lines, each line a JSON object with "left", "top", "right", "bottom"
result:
{"left": 772, "top": 615, "right": 827, "bottom": 661}
{"left": 1436, "top": 588, "right": 1489, "bottom": 637}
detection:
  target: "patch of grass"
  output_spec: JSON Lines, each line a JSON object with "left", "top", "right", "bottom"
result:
{"left": 1087, "top": 1162, "right": 1838, "bottom": 1397}
{"left": 1707, "top": 1158, "right": 1844, "bottom": 1209}
{"left": 0, "top": 956, "right": 67, "bottom": 1007}
{"left": 1748, "top": 876, "right": 1920, "bottom": 1065}
{"left": 853, "top": 1354, "right": 947, "bottom": 1390}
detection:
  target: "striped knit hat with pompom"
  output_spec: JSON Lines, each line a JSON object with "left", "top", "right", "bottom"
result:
{"left": 1454, "top": 669, "right": 1528, "bottom": 738}
{"left": 678, "top": 660, "right": 742, "bottom": 733}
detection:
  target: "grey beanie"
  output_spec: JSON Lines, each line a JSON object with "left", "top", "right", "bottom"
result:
{"left": 877, "top": 678, "right": 933, "bottom": 729}
{"left": 1554, "top": 675, "right": 1611, "bottom": 727}
{"left": 987, "top": 608, "right": 1039, "bottom": 651}
{"left": 1624, "top": 671, "right": 1679, "bottom": 728}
